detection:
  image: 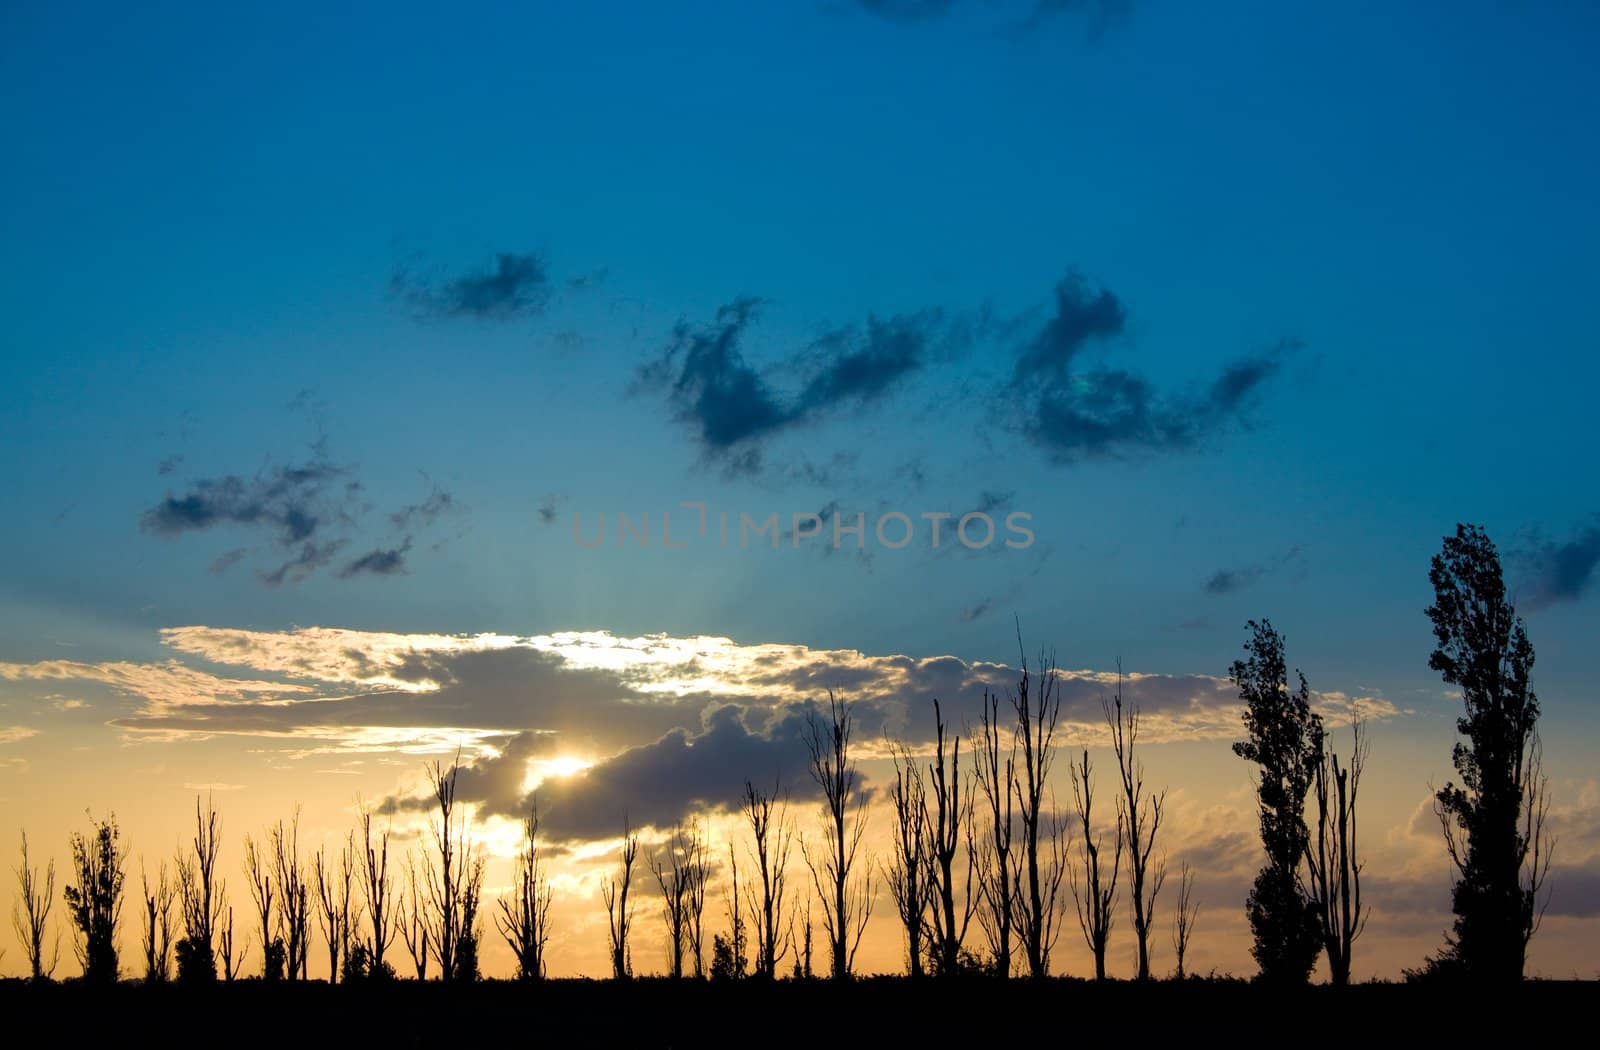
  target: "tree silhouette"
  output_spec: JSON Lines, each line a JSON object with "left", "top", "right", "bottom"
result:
{"left": 139, "top": 860, "right": 175, "bottom": 982}
{"left": 1106, "top": 673, "right": 1167, "bottom": 981}
{"left": 399, "top": 854, "right": 430, "bottom": 979}
{"left": 972, "top": 686, "right": 1017, "bottom": 978}
{"left": 453, "top": 855, "right": 484, "bottom": 982}
{"left": 1426, "top": 523, "right": 1553, "bottom": 981}
{"left": 218, "top": 905, "right": 243, "bottom": 981}
{"left": 883, "top": 742, "right": 932, "bottom": 979}
{"left": 602, "top": 817, "right": 639, "bottom": 980}
{"left": 271, "top": 812, "right": 312, "bottom": 980}
{"left": 12, "top": 831, "right": 59, "bottom": 980}
{"left": 314, "top": 832, "right": 356, "bottom": 984}
{"left": 1171, "top": 861, "right": 1199, "bottom": 980}
{"left": 801, "top": 690, "right": 873, "bottom": 980}
{"left": 1069, "top": 748, "right": 1121, "bottom": 981}
{"left": 357, "top": 805, "right": 397, "bottom": 977}
{"left": 174, "top": 795, "right": 223, "bottom": 982}
{"left": 497, "top": 801, "right": 554, "bottom": 981}
{"left": 243, "top": 830, "right": 282, "bottom": 979}
{"left": 422, "top": 755, "right": 482, "bottom": 982}
{"left": 741, "top": 780, "right": 794, "bottom": 981}
{"left": 1231, "top": 619, "right": 1323, "bottom": 984}
{"left": 63, "top": 812, "right": 125, "bottom": 984}
{"left": 923, "top": 699, "right": 975, "bottom": 978}
{"left": 719, "top": 845, "right": 747, "bottom": 979}
{"left": 686, "top": 820, "right": 710, "bottom": 979}
{"left": 1008, "top": 646, "right": 1068, "bottom": 979}
{"left": 1306, "top": 717, "right": 1368, "bottom": 985}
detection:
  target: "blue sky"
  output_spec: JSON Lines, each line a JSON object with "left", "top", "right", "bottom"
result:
{"left": 4, "top": 0, "right": 1600, "bottom": 982}
{"left": 4, "top": 0, "right": 1598, "bottom": 708}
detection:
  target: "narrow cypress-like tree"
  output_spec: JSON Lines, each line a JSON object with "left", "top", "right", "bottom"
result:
{"left": 1230, "top": 619, "right": 1323, "bottom": 983}
{"left": 1426, "top": 524, "right": 1551, "bottom": 981}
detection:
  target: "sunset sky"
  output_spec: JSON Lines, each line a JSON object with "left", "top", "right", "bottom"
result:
{"left": 3, "top": 1, "right": 1598, "bottom": 981}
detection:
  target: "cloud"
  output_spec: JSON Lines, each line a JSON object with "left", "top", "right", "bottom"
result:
{"left": 12, "top": 624, "right": 1399, "bottom": 843}
{"left": 1010, "top": 272, "right": 1291, "bottom": 464}
{"left": 537, "top": 494, "right": 567, "bottom": 526}
{"left": 959, "top": 597, "right": 993, "bottom": 623}
{"left": 0, "top": 727, "right": 39, "bottom": 744}
{"left": 392, "top": 252, "right": 552, "bottom": 321}
{"left": 389, "top": 485, "right": 455, "bottom": 531}
{"left": 339, "top": 540, "right": 411, "bottom": 579}
{"left": 1517, "top": 517, "right": 1600, "bottom": 609}
{"left": 386, "top": 704, "right": 825, "bottom": 841}
{"left": 1204, "top": 545, "right": 1306, "bottom": 596}
{"left": 638, "top": 299, "right": 937, "bottom": 474}
{"left": 142, "top": 461, "right": 345, "bottom": 545}
{"left": 144, "top": 451, "right": 462, "bottom": 585}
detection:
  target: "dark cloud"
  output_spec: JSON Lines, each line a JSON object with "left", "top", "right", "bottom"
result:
{"left": 157, "top": 455, "right": 183, "bottom": 476}
{"left": 1517, "top": 517, "right": 1600, "bottom": 609}
{"left": 1204, "top": 565, "right": 1264, "bottom": 596}
{"left": 639, "top": 299, "right": 936, "bottom": 474}
{"left": 339, "top": 540, "right": 411, "bottom": 579}
{"left": 536, "top": 494, "right": 567, "bottom": 526}
{"left": 389, "top": 485, "right": 455, "bottom": 531}
{"left": 1203, "top": 545, "right": 1304, "bottom": 596}
{"left": 261, "top": 540, "right": 346, "bottom": 587}
{"left": 144, "top": 456, "right": 462, "bottom": 586}
{"left": 391, "top": 704, "right": 827, "bottom": 841}
{"left": 960, "top": 597, "right": 993, "bottom": 623}
{"left": 142, "top": 462, "right": 345, "bottom": 545}
{"left": 392, "top": 252, "right": 552, "bottom": 321}
{"left": 1011, "top": 272, "right": 1290, "bottom": 464}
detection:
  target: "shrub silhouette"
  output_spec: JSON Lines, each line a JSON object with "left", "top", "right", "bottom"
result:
{"left": 63, "top": 813, "right": 125, "bottom": 985}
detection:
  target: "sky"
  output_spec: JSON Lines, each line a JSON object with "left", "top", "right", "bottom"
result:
{"left": 2, "top": 0, "right": 1598, "bottom": 981}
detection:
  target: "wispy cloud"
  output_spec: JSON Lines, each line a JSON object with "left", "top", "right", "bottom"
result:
{"left": 1517, "top": 516, "right": 1600, "bottom": 609}
{"left": 391, "top": 252, "right": 552, "bottom": 321}
{"left": 1010, "top": 271, "right": 1293, "bottom": 464}
{"left": 638, "top": 299, "right": 942, "bottom": 475}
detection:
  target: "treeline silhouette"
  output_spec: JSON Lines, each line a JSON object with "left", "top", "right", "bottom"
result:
{"left": 5, "top": 524, "right": 1557, "bottom": 988}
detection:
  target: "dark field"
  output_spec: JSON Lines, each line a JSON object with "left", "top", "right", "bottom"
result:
{"left": 2, "top": 977, "right": 1592, "bottom": 1047}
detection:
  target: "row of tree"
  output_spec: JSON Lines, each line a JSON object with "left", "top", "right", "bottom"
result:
{"left": 7, "top": 523, "right": 1554, "bottom": 985}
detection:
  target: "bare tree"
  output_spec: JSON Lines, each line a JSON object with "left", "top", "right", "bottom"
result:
{"left": 687, "top": 821, "right": 709, "bottom": 978}
{"left": 883, "top": 742, "right": 932, "bottom": 978}
{"left": 358, "top": 804, "right": 396, "bottom": 974}
{"left": 1172, "top": 861, "right": 1199, "bottom": 980}
{"left": 717, "top": 844, "right": 747, "bottom": 979}
{"left": 174, "top": 795, "right": 223, "bottom": 982}
{"left": 1069, "top": 747, "right": 1121, "bottom": 981}
{"left": 742, "top": 780, "right": 794, "bottom": 980}
{"left": 421, "top": 756, "right": 479, "bottom": 982}
{"left": 271, "top": 812, "right": 311, "bottom": 980}
{"left": 652, "top": 820, "right": 700, "bottom": 979}
{"left": 497, "top": 801, "right": 554, "bottom": 981}
{"left": 399, "top": 854, "right": 430, "bottom": 979}
{"left": 793, "top": 896, "right": 814, "bottom": 979}
{"left": 219, "top": 906, "right": 243, "bottom": 981}
{"left": 1106, "top": 674, "right": 1166, "bottom": 981}
{"left": 973, "top": 686, "right": 1016, "bottom": 978}
{"left": 243, "top": 831, "right": 280, "bottom": 979}
{"left": 924, "top": 699, "right": 975, "bottom": 977}
{"left": 1306, "top": 717, "right": 1369, "bottom": 985}
{"left": 801, "top": 691, "right": 874, "bottom": 980}
{"left": 1008, "top": 646, "right": 1068, "bottom": 979}
{"left": 314, "top": 832, "right": 355, "bottom": 983}
{"left": 12, "top": 831, "right": 59, "bottom": 980}
{"left": 602, "top": 817, "right": 639, "bottom": 980}
{"left": 139, "top": 860, "right": 176, "bottom": 982}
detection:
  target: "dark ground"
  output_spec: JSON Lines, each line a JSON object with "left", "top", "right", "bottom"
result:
{"left": 2, "top": 976, "right": 1591, "bottom": 1047}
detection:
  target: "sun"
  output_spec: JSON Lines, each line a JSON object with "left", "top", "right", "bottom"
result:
{"left": 542, "top": 754, "right": 593, "bottom": 779}
{"left": 520, "top": 753, "right": 595, "bottom": 794}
